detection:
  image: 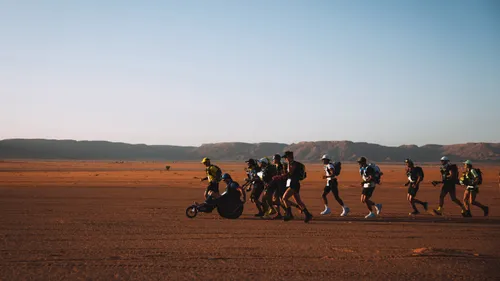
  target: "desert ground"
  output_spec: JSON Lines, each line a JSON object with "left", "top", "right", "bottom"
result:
{"left": 0, "top": 160, "right": 499, "bottom": 280}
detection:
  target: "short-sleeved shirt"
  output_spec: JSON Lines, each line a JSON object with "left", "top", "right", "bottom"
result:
{"left": 246, "top": 166, "right": 261, "bottom": 181}
{"left": 440, "top": 164, "right": 457, "bottom": 184}
{"left": 287, "top": 161, "right": 304, "bottom": 182}
{"left": 361, "top": 165, "right": 376, "bottom": 188}
{"left": 464, "top": 169, "right": 479, "bottom": 188}
{"left": 225, "top": 181, "right": 240, "bottom": 193}
{"left": 324, "top": 163, "right": 336, "bottom": 185}
{"left": 259, "top": 165, "right": 277, "bottom": 183}
{"left": 206, "top": 165, "right": 220, "bottom": 183}
{"left": 407, "top": 167, "right": 424, "bottom": 183}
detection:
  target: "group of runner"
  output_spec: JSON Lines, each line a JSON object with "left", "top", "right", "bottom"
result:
{"left": 199, "top": 152, "right": 489, "bottom": 223}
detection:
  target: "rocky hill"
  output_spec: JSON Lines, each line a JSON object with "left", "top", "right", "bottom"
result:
{"left": 0, "top": 139, "right": 499, "bottom": 162}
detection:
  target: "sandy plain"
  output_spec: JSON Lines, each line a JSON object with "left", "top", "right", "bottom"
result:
{"left": 0, "top": 160, "right": 499, "bottom": 280}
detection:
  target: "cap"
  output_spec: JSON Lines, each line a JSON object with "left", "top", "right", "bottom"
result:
{"left": 440, "top": 156, "right": 449, "bottom": 161}
{"left": 221, "top": 173, "right": 231, "bottom": 180}
{"left": 258, "top": 158, "right": 269, "bottom": 165}
{"left": 201, "top": 157, "right": 210, "bottom": 164}
{"left": 245, "top": 159, "right": 256, "bottom": 165}
{"left": 272, "top": 154, "right": 281, "bottom": 160}
{"left": 357, "top": 156, "right": 367, "bottom": 163}
{"left": 321, "top": 154, "right": 330, "bottom": 161}
{"left": 282, "top": 151, "right": 293, "bottom": 158}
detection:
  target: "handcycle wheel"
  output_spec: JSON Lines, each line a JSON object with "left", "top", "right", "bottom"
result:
{"left": 185, "top": 205, "right": 198, "bottom": 218}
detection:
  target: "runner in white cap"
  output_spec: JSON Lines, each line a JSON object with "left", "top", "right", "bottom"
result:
{"left": 320, "top": 154, "right": 349, "bottom": 216}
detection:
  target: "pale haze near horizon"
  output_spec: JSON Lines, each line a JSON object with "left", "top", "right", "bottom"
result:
{"left": 1, "top": 0, "right": 499, "bottom": 147}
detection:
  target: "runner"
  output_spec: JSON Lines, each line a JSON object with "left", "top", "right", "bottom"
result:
{"left": 431, "top": 156, "right": 466, "bottom": 216}
{"left": 320, "top": 154, "right": 349, "bottom": 216}
{"left": 245, "top": 158, "right": 265, "bottom": 217}
{"left": 404, "top": 158, "right": 428, "bottom": 215}
{"left": 358, "top": 157, "right": 383, "bottom": 219}
{"left": 460, "top": 160, "right": 489, "bottom": 217}
{"left": 275, "top": 151, "right": 313, "bottom": 223}
{"left": 200, "top": 157, "right": 222, "bottom": 199}
{"left": 196, "top": 173, "right": 243, "bottom": 213}
{"left": 270, "top": 154, "right": 299, "bottom": 219}
{"left": 257, "top": 158, "right": 279, "bottom": 219}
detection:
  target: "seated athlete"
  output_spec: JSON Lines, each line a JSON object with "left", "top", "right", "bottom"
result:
{"left": 220, "top": 173, "right": 245, "bottom": 202}
{"left": 197, "top": 173, "right": 244, "bottom": 212}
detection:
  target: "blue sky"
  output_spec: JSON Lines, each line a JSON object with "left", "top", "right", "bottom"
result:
{"left": 1, "top": 0, "right": 499, "bottom": 146}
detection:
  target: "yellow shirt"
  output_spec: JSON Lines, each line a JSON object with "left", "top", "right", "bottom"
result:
{"left": 206, "top": 165, "right": 219, "bottom": 183}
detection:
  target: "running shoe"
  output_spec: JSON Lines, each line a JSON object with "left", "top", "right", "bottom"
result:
{"left": 340, "top": 207, "right": 350, "bottom": 217}
{"left": 320, "top": 207, "right": 331, "bottom": 215}
{"left": 304, "top": 213, "right": 313, "bottom": 223}
{"left": 409, "top": 210, "right": 420, "bottom": 216}
{"left": 365, "top": 212, "right": 376, "bottom": 219}
{"left": 483, "top": 206, "right": 489, "bottom": 217}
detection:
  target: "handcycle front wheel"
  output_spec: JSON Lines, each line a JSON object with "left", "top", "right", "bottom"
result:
{"left": 185, "top": 205, "right": 198, "bottom": 218}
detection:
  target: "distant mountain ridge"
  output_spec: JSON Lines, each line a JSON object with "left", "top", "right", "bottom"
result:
{"left": 1, "top": 139, "right": 499, "bottom": 162}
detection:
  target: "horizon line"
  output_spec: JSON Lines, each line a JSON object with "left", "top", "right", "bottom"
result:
{"left": 1, "top": 138, "right": 499, "bottom": 148}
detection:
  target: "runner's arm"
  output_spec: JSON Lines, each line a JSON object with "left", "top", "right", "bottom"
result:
{"left": 415, "top": 172, "right": 423, "bottom": 186}
{"left": 471, "top": 170, "right": 479, "bottom": 185}
{"left": 445, "top": 169, "right": 454, "bottom": 180}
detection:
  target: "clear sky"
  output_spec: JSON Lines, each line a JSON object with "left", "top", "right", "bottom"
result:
{"left": 1, "top": 0, "right": 499, "bottom": 146}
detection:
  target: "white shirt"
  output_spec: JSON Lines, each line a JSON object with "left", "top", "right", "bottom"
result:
{"left": 361, "top": 166, "right": 376, "bottom": 188}
{"left": 324, "top": 163, "right": 335, "bottom": 186}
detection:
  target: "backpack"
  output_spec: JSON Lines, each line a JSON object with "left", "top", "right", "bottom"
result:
{"left": 333, "top": 162, "right": 342, "bottom": 176}
{"left": 448, "top": 164, "right": 459, "bottom": 184}
{"left": 296, "top": 162, "right": 307, "bottom": 181}
{"left": 474, "top": 168, "right": 483, "bottom": 185}
{"left": 368, "top": 163, "right": 383, "bottom": 184}
{"left": 213, "top": 165, "right": 222, "bottom": 182}
{"left": 415, "top": 166, "right": 424, "bottom": 180}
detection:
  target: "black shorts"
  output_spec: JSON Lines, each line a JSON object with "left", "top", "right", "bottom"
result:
{"left": 288, "top": 180, "right": 301, "bottom": 193}
{"left": 441, "top": 183, "right": 456, "bottom": 195}
{"left": 251, "top": 182, "right": 264, "bottom": 200}
{"left": 206, "top": 181, "right": 219, "bottom": 193}
{"left": 362, "top": 187, "right": 375, "bottom": 198}
{"left": 324, "top": 179, "right": 339, "bottom": 194}
{"left": 275, "top": 181, "right": 287, "bottom": 198}
{"left": 407, "top": 184, "right": 419, "bottom": 197}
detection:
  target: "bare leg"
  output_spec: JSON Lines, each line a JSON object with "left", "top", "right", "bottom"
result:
{"left": 361, "top": 194, "right": 374, "bottom": 212}
{"left": 331, "top": 182, "right": 344, "bottom": 207}
{"left": 408, "top": 194, "right": 418, "bottom": 212}
{"left": 470, "top": 191, "right": 487, "bottom": 209}
{"left": 463, "top": 190, "right": 471, "bottom": 211}
{"left": 292, "top": 193, "right": 312, "bottom": 222}
{"left": 321, "top": 190, "right": 329, "bottom": 206}
{"left": 450, "top": 188, "right": 466, "bottom": 211}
